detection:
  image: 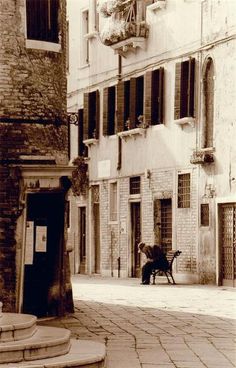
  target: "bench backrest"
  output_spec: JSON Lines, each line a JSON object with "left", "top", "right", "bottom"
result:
{"left": 166, "top": 250, "right": 182, "bottom": 271}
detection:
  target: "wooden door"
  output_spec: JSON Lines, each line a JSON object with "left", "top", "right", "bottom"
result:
{"left": 131, "top": 202, "right": 141, "bottom": 277}
{"left": 79, "top": 207, "right": 86, "bottom": 274}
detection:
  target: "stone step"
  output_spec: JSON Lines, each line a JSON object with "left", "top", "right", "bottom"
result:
{"left": 0, "top": 339, "right": 106, "bottom": 368}
{"left": 0, "top": 326, "right": 71, "bottom": 363}
{"left": 0, "top": 314, "right": 37, "bottom": 342}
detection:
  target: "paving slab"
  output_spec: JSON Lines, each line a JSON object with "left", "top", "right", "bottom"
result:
{"left": 40, "top": 275, "right": 236, "bottom": 368}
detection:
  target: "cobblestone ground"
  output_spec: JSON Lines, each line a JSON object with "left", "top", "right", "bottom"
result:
{"left": 40, "top": 276, "right": 236, "bottom": 368}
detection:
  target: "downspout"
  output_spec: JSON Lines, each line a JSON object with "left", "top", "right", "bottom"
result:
{"left": 117, "top": 54, "right": 122, "bottom": 277}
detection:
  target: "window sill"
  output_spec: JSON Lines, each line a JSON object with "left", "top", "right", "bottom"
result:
{"left": 111, "top": 37, "right": 147, "bottom": 57}
{"left": 174, "top": 117, "right": 195, "bottom": 128}
{"left": 148, "top": 0, "right": 166, "bottom": 11}
{"left": 83, "top": 138, "right": 98, "bottom": 146}
{"left": 26, "top": 39, "right": 61, "bottom": 53}
{"left": 117, "top": 127, "right": 147, "bottom": 140}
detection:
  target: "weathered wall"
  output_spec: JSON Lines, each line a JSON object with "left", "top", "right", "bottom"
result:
{"left": 0, "top": 0, "right": 70, "bottom": 312}
{"left": 68, "top": 0, "right": 236, "bottom": 283}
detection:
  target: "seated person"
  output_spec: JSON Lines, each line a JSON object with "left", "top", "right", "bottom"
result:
{"left": 138, "top": 242, "right": 168, "bottom": 285}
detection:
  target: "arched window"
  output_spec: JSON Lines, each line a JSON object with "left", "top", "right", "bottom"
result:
{"left": 203, "top": 57, "right": 214, "bottom": 148}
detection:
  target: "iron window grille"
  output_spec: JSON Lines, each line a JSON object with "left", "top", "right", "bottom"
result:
{"left": 178, "top": 173, "right": 191, "bottom": 208}
{"left": 130, "top": 176, "right": 141, "bottom": 195}
{"left": 110, "top": 182, "right": 118, "bottom": 221}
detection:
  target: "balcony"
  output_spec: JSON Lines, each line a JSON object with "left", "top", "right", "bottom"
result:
{"left": 190, "top": 148, "right": 215, "bottom": 165}
{"left": 99, "top": 0, "right": 149, "bottom": 56}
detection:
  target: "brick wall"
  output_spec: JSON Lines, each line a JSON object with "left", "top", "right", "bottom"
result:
{"left": 97, "top": 168, "right": 198, "bottom": 279}
{"left": 0, "top": 0, "right": 69, "bottom": 312}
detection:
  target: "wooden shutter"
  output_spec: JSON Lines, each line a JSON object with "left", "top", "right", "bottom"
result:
{"left": 117, "top": 82, "right": 125, "bottom": 132}
{"left": 103, "top": 88, "right": 109, "bottom": 136}
{"left": 129, "top": 77, "right": 137, "bottom": 129}
{"left": 78, "top": 109, "right": 85, "bottom": 156}
{"left": 95, "top": 90, "right": 100, "bottom": 139}
{"left": 189, "top": 58, "right": 195, "bottom": 117}
{"left": 83, "top": 93, "right": 89, "bottom": 141}
{"left": 174, "top": 62, "right": 182, "bottom": 120}
{"left": 158, "top": 67, "right": 164, "bottom": 123}
{"left": 144, "top": 71, "right": 152, "bottom": 126}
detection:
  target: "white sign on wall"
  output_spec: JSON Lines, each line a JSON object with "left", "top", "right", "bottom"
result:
{"left": 25, "top": 221, "right": 34, "bottom": 265}
{"left": 35, "top": 226, "right": 47, "bottom": 252}
{"left": 98, "top": 160, "right": 111, "bottom": 178}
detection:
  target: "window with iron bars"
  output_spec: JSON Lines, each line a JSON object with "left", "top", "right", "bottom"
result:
{"left": 178, "top": 173, "right": 191, "bottom": 208}
{"left": 110, "top": 182, "right": 117, "bottom": 221}
{"left": 130, "top": 176, "right": 141, "bottom": 195}
{"left": 201, "top": 204, "right": 209, "bottom": 226}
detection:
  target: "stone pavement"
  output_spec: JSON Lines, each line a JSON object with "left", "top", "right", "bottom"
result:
{"left": 40, "top": 275, "right": 236, "bottom": 368}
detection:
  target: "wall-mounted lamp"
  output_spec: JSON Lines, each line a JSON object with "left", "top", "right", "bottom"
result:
{"left": 67, "top": 112, "right": 79, "bottom": 126}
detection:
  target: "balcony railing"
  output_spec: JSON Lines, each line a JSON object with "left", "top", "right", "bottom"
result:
{"left": 99, "top": 0, "right": 149, "bottom": 50}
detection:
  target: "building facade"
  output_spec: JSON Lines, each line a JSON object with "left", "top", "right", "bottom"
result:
{"left": 67, "top": 0, "right": 236, "bottom": 286}
{"left": 0, "top": 0, "right": 74, "bottom": 316}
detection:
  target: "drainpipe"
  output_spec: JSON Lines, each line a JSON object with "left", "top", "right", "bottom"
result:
{"left": 117, "top": 54, "right": 122, "bottom": 277}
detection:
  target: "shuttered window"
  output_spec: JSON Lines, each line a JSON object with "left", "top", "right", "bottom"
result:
{"left": 129, "top": 76, "right": 144, "bottom": 129}
{"left": 145, "top": 68, "right": 164, "bottom": 125}
{"left": 26, "top": 0, "right": 59, "bottom": 43}
{"left": 174, "top": 58, "right": 195, "bottom": 119}
{"left": 83, "top": 90, "right": 100, "bottom": 140}
{"left": 103, "top": 86, "right": 116, "bottom": 136}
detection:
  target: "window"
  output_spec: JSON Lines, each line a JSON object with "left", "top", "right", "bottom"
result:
{"left": 174, "top": 58, "right": 195, "bottom": 120}
{"left": 26, "top": 0, "right": 59, "bottom": 43}
{"left": 110, "top": 182, "right": 117, "bottom": 221}
{"left": 203, "top": 58, "right": 214, "bottom": 148}
{"left": 201, "top": 204, "right": 209, "bottom": 226}
{"left": 145, "top": 68, "right": 164, "bottom": 125}
{"left": 130, "top": 176, "right": 141, "bottom": 195}
{"left": 81, "top": 10, "right": 89, "bottom": 65}
{"left": 178, "top": 173, "right": 190, "bottom": 208}
{"left": 117, "top": 76, "right": 144, "bottom": 132}
{"left": 83, "top": 90, "right": 100, "bottom": 140}
{"left": 103, "top": 86, "right": 116, "bottom": 136}
{"left": 129, "top": 76, "right": 144, "bottom": 129}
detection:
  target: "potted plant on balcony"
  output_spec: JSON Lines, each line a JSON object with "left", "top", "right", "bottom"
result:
{"left": 99, "top": 0, "right": 149, "bottom": 46}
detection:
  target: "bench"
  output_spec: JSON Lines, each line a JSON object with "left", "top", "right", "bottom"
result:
{"left": 151, "top": 250, "right": 182, "bottom": 285}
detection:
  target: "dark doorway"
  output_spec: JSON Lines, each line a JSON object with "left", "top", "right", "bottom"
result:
{"left": 131, "top": 202, "right": 141, "bottom": 277}
{"left": 94, "top": 203, "right": 100, "bottom": 273}
{"left": 23, "top": 192, "right": 64, "bottom": 317}
{"left": 79, "top": 207, "right": 86, "bottom": 274}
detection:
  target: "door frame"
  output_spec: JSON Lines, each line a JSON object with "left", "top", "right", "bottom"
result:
{"left": 216, "top": 197, "right": 236, "bottom": 286}
{"left": 129, "top": 199, "right": 141, "bottom": 278}
{"left": 20, "top": 190, "right": 65, "bottom": 316}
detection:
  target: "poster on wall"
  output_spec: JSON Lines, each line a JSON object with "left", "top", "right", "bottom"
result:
{"left": 25, "top": 221, "right": 34, "bottom": 265}
{"left": 35, "top": 226, "right": 47, "bottom": 252}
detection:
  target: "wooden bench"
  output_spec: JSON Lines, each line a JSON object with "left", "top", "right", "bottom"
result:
{"left": 151, "top": 250, "right": 182, "bottom": 285}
